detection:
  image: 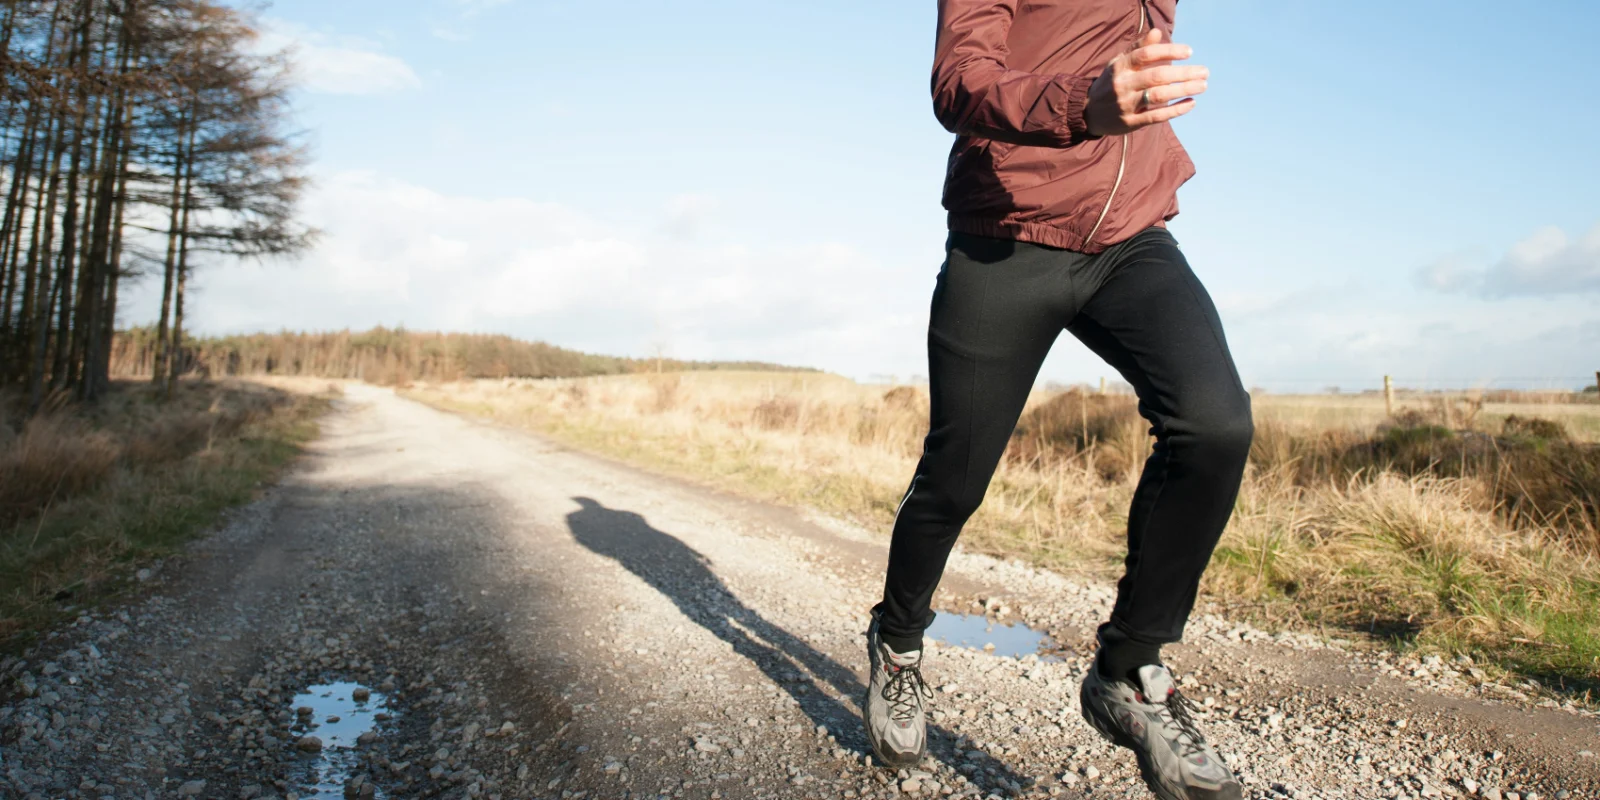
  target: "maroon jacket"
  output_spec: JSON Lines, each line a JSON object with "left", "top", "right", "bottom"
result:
{"left": 933, "top": 0, "right": 1194, "bottom": 254}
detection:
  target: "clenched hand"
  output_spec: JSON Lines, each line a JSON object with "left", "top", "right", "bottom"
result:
{"left": 1085, "top": 28, "right": 1208, "bottom": 137}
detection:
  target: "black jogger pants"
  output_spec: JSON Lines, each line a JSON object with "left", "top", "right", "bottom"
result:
{"left": 874, "top": 227, "right": 1253, "bottom": 654}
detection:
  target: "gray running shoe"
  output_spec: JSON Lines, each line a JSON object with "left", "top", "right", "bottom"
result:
{"left": 1080, "top": 663, "right": 1242, "bottom": 800}
{"left": 864, "top": 614, "right": 931, "bottom": 768}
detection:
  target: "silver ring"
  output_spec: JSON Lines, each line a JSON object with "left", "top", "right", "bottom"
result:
{"left": 1140, "top": 89, "right": 1152, "bottom": 110}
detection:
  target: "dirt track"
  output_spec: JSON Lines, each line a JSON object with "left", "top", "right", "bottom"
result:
{"left": 3, "top": 383, "right": 1597, "bottom": 800}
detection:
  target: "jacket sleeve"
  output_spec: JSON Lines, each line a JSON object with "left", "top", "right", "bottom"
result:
{"left": 931, "top": 0, "right": 1098, "bottom": 147}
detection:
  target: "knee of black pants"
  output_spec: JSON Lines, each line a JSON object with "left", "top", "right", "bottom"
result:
{"left": 906, "top": 474, "right": 987, "bottom": 534}
{"left": 1187, "top": 392, "right": 1254, "bottom": 469}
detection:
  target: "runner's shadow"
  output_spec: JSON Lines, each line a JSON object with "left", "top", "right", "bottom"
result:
{"left": 565, "top": 497, "right": 1032, "bottom": 790}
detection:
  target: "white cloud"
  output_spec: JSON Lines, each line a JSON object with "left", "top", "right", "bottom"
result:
{"left": 116, "top": 172, "right": 928, "bottom": 378}
{"left": 1483, "top": 223, "right": 1600, "bottom": 297}
{"left": 1414, "top": 222, "right": 1600, "bottom": 298}
{"left": 1413, "top": 255, "right": 1481, "bottom": 294}
{"left": 1215, "top": 283, "right": 1598, "bottom": 392}
{"left": 259, "top": 20, "right": 421, "bottom": 96}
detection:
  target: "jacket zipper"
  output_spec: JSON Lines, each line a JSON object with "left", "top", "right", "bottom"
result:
{"left": 1084, "top": 1, "right": 1148, "bottom": 247}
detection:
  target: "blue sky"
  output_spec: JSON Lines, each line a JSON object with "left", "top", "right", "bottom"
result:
{"left": 124, "top": 0, "right": 1600, "bottom": 391}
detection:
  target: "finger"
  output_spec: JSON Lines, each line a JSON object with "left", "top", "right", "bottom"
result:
{"left": 1127, "top": 98, "right": 1196, "bottom": 127}
{"left": 1145, "top": 78, "right": 1208, "bottom": 105}
{"left": 1127, "top": 42, "right": 1192, "bottom": 69}
{"left": 1125, "top": 64, "right": 1209, "bottom": 91}
{"left": 1139, "top": 27, "right": 1164, "bottom": 49}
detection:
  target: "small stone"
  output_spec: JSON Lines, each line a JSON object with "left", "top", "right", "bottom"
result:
{"left": 900, "top": 779, "right": 922, "bottom": 794}
{"left": 1483, "top": 789, "right": 1503, "bottom": 800}
{"left": 357, "top": 731, "right": 378, "bottom": 745}
{"left": 296, "top": 735, "right": 323, "bottom": 753}
{"left": 694, "top": 739, "right": 721, "bottom": 753}
{"left": 1463, "top": 779, "right": 1479, "bottom": 794}
{"left": 1083, "top": 765, "right": 1100, "bottom": 780}
{"left": 178, "top": 781, "right": 206, "bottom": 796}
{"left": 352, "top": 687, "right": 370, "bottom": 702}
{"left": 136, "top": 569, "right": 152, "bottom": 582}
{"left": 296, "top": 707, "right": 314, "bottom": 717}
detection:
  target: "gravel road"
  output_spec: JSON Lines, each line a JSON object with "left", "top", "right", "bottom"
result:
{"left": 3, "top": 383, "right": 1597, "bottom": 800}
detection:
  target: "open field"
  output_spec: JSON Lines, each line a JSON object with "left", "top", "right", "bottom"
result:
{"left": 1254, "top": 392, "right": 1600, "bottom": 442}
{"left": 405, "top": 372, "right": 1600, "bottom": 694}
{"left": 0, "top": 378, "right": 336, "bottom": 646}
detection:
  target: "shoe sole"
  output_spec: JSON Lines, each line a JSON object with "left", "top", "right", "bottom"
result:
{"left": 1079, "top": 682, "right": 1242, "bottom": 800}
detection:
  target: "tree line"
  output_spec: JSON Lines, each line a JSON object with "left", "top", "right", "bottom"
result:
{"left": 108, "top": 326, "right": 811, "bottom": 383}
{"left": 0, "top": 0, "right": 310, "bottom": 410}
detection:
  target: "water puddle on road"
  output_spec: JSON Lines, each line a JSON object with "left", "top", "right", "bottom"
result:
{"left": 288, "top": 682, "right": 391, "bottom": 799}
{"left": 927, "top": 613, "right": 1063, "bottom": 662}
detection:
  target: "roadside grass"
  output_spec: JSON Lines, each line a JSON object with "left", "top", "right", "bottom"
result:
{"left": 404, "top": 374, "right": 1600, "bottom": 697}
{"left": 0, "top": 379, "right": 335, "bottom": 649}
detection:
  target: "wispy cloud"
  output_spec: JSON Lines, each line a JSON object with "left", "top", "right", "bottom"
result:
{"left": 1416, "top": 222, "right": 1600, "bottom": 298}
{"left": 454, "top": 0, "right": 513, "bottom": 15}
{"left": 430, "top": 0, "right": 514, "bottom": 42}
{"left": 259, "top": 20, "right": 422, "bottom": 96}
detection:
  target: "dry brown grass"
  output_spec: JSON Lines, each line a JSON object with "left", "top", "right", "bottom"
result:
{"left": 0, "top": 379, "right": 334, "bottom": 647}
{"left": 406, "top": 373, "right": 1600, "bottom": 688}
{"left": 0, "top": 415, "right": 120, "bottom": 528}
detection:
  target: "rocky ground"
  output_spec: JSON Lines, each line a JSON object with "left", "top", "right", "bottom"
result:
{"left": 2, "top": 383, "right": 1596, "bottom": 800}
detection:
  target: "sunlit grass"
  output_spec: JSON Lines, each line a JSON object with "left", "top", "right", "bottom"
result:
{"left": 405, "top": 373, "right": 1600, "bottom": 693}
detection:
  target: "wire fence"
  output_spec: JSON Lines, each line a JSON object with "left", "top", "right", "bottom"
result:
{"left": 1245, "top": 375, "right": 1599, "bottom": 395}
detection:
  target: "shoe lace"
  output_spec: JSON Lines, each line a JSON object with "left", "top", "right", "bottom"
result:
{"left": 1160, "top": 687, "right": 1210, "bottom": 758}
{"left": 880, "top": 657, "right": 933, "bottom": 722}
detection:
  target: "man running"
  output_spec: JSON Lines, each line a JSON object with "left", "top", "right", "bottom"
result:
{"left": 863, "top": 2, "right": 1251, "bottom": 798}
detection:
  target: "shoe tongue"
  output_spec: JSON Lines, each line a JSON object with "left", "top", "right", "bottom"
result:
{"left": 885, "top": 647, "right": 922, "bottom": 667}
{"left": 1134, "top": 664, "right": 1174, "bottom": 699}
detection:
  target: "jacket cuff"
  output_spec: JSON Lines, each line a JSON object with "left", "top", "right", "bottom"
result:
{"left": 1060, "top": 74, "right": 1099, "bottom": 144}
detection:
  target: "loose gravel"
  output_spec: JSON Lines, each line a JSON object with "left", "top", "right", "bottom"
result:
{"left": 3, "top": 384, "right": 1596, "bottom": 800}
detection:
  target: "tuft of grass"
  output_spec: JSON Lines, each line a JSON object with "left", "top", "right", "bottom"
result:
{"left": 0, "top": 415, "right": 121, "bottom": 528}
{"left": 404, "top": 374, "right": 1600, "bottom": 694}
{"left": 0, "top": 379, "right": 334, "bottom": 648}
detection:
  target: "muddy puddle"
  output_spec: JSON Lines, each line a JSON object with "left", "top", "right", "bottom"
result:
{"left": 288, "top": 682, "right": 391, "bottom": 798}
{"left": 927, "top": 612, "right": 1063, "bottom": 662}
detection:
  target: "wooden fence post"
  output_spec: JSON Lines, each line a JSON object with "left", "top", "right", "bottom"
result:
{"left": 1098, "top": 376, "right": 1107, "bottom": 395}
{"left": 1384, "top": 375, "right": 1395, "bottom": 417}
